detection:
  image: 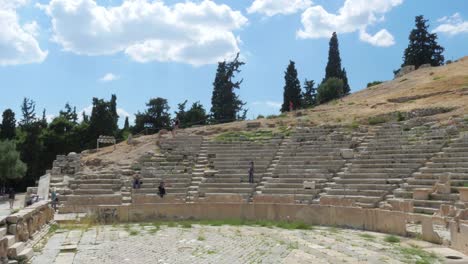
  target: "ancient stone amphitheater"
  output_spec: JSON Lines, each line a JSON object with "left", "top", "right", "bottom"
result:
{"left": 43, "top": 117, "right": 468, "bottom": 258}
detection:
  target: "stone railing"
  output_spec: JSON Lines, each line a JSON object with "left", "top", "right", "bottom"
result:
{"left": 0, "top": 201, "right": 54, "bottom": 263}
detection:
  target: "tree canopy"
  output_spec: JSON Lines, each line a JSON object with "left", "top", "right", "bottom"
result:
{"left": 323, "top": 32, "right": 350, "bottom": 95}
{"left": 0, "top": 140, "right": 26, "bottom": 184}
{"left": 281, "top": 60, "right": 302, "bottom": 112}
{"left": 0, "top": 109, "right": 16, "bottom": 140}
{"left": 402, "top": 15, "right": 444, "bottom": 68}
{"left": 210, "top": 53, "right": 247, "bottom": 123}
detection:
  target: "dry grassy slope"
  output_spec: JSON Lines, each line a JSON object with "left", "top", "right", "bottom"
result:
{"left": 81, "top": 57, "right": 468, "bottom": 166}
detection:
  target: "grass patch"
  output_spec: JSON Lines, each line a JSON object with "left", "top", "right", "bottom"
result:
{"left": 367, "top": 81, "right": 383, "bottom": 88}
{"left": 149, "top": 219, "right": 313, "bottom": 230}
{"left": 197, "top": 235, "right": 206, "bottom": 241}
{"left": 359, "top": 233, "right": 375, "bottom": 241}
{"left": 399, "top": 78, "right": 408, "bottom": 82}
{"left": 368, "top": 116, "right": 388, "bottom": 125}
{"left": 397, "top": 244, "right": 440, "bottom": 264}
{"left": 433, "top": 76, "right": 444, "bottom": 81}
{"left": 287, "top": 241, "right": 299, "bottom": 250}
{"left": 129, "top": 229, "right": 139, "bottom": 236}
{"left": 384, "top": 235, "right": 400, "bottom": 243}
{"left": 48, "top": 223, "right": 59, "bottom": 234}
{"left": 347, "top": 102, "right": 355, "bottom": 105}
{"left": 213, "top": 130, "right": 287, "bottom": 142}
{"left": 148, "top": 227, "right": 159, "bottom": 234}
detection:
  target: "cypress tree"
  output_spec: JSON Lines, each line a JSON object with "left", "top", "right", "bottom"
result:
{"left": 210, "top": 53, "right": 246, "bottom": 123}
{"left": 323, "top": 32, "right": 351, "bottom": 97}
{"left": 302, "top": 79, "right": 316, "bottom": 108}
{"left": 402, "top": 15, "right": 445, "bottom": 68}
{"left": 123, "top": 117, "right": 130, "bottom": 131}
{"left": 281, "top": 61, "right": 302, "bottom": 112}
{"left": 325, "top": 32, "right": 342, "bottom": 81}
{"left": 20, "top": 98, "right": 36, "bottom": 126}
{"left": 0, "top": 109, "right": 16, "bottom": 140}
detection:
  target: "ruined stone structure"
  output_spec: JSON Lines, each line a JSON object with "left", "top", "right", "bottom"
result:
{"left": 44, "top": 117, "right": 468, "bottom": 255}
{"left": 0, "top": 202, "right": 54, "bottom": 263}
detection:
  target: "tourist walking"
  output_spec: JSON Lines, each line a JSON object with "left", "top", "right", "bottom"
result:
{"left": 171, "top": 118, "right": 180, "bottom": 138}
{"left": 51, "top": 189, "right": 58, "bottom": 211}
{"left": 133, "top": 174, "right": 142, "bottom": 189}
{"left": 158, "top": 181, "right": 166, "bottom": 198}
{"left": 248, "top": 161, "right": 255, "bottom": 184}
{"left": 8, "top": 188, "right": 15, "bottom": 209}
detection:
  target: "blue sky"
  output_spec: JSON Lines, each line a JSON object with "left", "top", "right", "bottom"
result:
{"left": 1, "top": 0, "right": 467, "bottom": 126}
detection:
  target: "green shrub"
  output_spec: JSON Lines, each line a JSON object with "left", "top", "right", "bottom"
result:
{"left": 368, "top": 116, "right": 387, "bottom": 125}
{"left": 367, "top": 81, "right": 383, "bottom": 88}
{"left": 396, "top": 111, "right": 405, "bottom": 121}
{"left": 384, "top": 235, "right": 400, "bottom": 243}
{"left": 257, "top": 115, "right": 265, "bottom": 119}
{"left": 317, "top": 78, "right": 344, "bottom": 104}
{"left": 266, "top": 115, "right": 278, "bottom": 119}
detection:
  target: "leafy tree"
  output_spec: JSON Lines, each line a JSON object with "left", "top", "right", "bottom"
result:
{"left": 17, "top": 121, "right": 43, "bottom": 188}
{"left": 323, "top": 32, "right": 351, "bottom": 95}
{"left": 317, "top": 78, "right": 344, "bottom": 104}
{"left": 402, "top": 15, "right": 444, "bottom": 68}
{"left": 134, "top": 98, "right": 171, "bottom": 133}
{"left": 59, "top": 103, "right": 78, "bottom": 124}
{"left": 302, "top": 79, "right": 316, "bottom": 108}
{"left": 186, "top": 102, "right": 208, "bottom": 126}
{"left": 0, "top": 140, "right": 26, "bottom": 185}
{"left": 88, "top": 97, "right": 117, "bottom": 146}
{"left": 175, "top": 100, "right": 188, "bottom": 125}
{"left": 20, "top": 98, "right": 36, "bottom": 126}
{"left": 210, "top": 53, "right": 246, "bottom": 123}
{"left": 0, "top": 109, "right": 16, "bottom": 140}
{"left": 281, "top": 60, "right": 302, "bottom": 112}
{"left": 110, "top": 94, "right": 119, "bottom": 131}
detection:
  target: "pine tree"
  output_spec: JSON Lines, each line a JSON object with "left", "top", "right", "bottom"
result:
{"left": 0, "top": 109, "right": 16, "bottom": 140}
{"left": 88, "top": 97, "right": 116, "bottom": 145}
{"left": 403, "top": 15, "right": 444, "bottom": 68}
{"left": 302, "top": 79, "right": 316, "bottom": 108}
{"left": 281, "top": 60, "right": 302, "bottom": 112}
{"left": 325, "top": 32, "right": 342, "bottom": 81}
{"left": 123, "top": 117, "right": 130, "bottom": 131}
{"left": 134, "top": 98, "right": 171, "bottom": 133}
{"left": 110, "top": 94, "right": 119, "bottom": 131}
{"left": 20, "top": 98, "right": 36, "bottom": 126}
{"left": 210, "top": 53, "right": 246, "bottom": 123}
{"left": 59, "top": 103, "right": 78, "bottom": 124}
{"left": 323, "top": 32, "right": 351, "bottom": 96}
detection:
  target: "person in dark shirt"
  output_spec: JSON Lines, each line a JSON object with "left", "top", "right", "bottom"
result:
{"left": 8, "top": 188, "right": 15, "bottom": 209}
{"left": 171, "top": 118, "right": 180, "bottom": 138}
{"left": 158, "top": 182, "right": 166, "bottom": 198}
{"left": 248, "top": 161, "right": 255, "bottom": 184}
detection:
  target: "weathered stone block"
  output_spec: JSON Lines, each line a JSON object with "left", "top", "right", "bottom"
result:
{"left": 303, "top": 181, "right": 315, "bottom": 190}
{"left": 413, "top": 188, "right": 431, "bottom": 200}
{"left": 340, "top": 149, "right": 354, "bottom": 159}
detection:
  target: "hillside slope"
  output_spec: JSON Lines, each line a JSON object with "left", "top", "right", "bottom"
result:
{"left": 81, "top": 57, "right": 468, "bottom": 165}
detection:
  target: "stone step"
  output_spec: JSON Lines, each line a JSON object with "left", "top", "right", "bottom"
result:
{"left": 7, "top": 242, "right": 25, "bottom": 258}
{"left": 261, "top": 188, "right": 318, "bottom": 195}
{"left": 78, "top": 184, "right": 121, "bottom": 189}
{"left": 335, "top": 178, "right": 402, "bottom": 184}
{"left": 326, "top": 189, "right": 388, "bottom": 197}
{"left": 414, "top": 207, "right": 439, "bottom": 215}
{"left": 329, "top": 183, "right": 395, "bottom": 190}
{"left": 199, "top": 187, "right": 254, "bottom": 194}
{"left": 74, "top": 189, "right": 115, "bottom": 195}
{"left": 320, "top": 195, "right": 382, "bottom": 204}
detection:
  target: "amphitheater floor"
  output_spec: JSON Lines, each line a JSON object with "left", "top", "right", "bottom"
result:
{"left": 31, "top": 223, "right": 467, "bottom": 264}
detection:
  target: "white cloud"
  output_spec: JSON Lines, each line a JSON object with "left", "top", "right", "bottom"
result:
{"left": 247, "top": 0, "right": 312, "bottom": 17}
{"left": 0, "top": 1, "right": 48, "bottom": 66}
{"left": 99, "top": 73, "right": 120, "bottom": 82}
{"left": 359, "top": 28, "right": 395, "bottom": 47}
{"left": 433, "top": 13, "right": 468, "bottom": 36}
{"left": 117, "top": 108, "right": 130, "bottom": 118}
{"left": 39, "top": 0, "right": 247, "bottom": 66}
{"left": 252, "top": 101, "right": 282, "bottom": 109}
{"left": 297, "top": 0, "right": 402, "bottom": 47}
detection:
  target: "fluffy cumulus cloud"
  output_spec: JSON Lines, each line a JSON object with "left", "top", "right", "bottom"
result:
{"left": 247, "top": 0, "right": 312, "bottom": 17}
{"left": 297, "top": 0, "right": 402, "bottom": 47}
{"left": 0, "top": 0, "right": 48, "bottom": 66}
{"left": 99, "top": 73, "right": 120, "bottom": 82}
{"left": 39, "top": 0, "right": 248, "bottom": 66}
{"left": 433, "top": 13, "right": 468, "bottom": 36}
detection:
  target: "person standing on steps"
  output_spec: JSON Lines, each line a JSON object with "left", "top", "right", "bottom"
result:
{"left": 158, "top": 181, "right": 166, "bottom": 198}
{"left": 8, "top": 188, "right": 15, "bottom": 209}
{"left": 51, "top": 188, "right": 58, "bottom": 212}
{"left": 248, "top": 161, "right": 255, "bottom": 184}
{"left": 171, "top": 118, "right": 180, "bottom": 138}
{"left": 133, "top": 174, "right": 142, "bottom": 189}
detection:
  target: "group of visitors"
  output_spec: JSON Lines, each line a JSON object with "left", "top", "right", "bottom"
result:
{"left": 132, "top": 174, "right": 168, "bottom": 198}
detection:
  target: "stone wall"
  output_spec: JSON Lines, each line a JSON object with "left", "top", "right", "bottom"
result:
{"left": 0, "top": 201, "right": 54, "bottom": 263}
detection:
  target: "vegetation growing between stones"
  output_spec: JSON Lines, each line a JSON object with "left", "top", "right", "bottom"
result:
{"left": 384, "top": 235, "right": 401, "bottom": 243}
{"left": 213, "top": 130, "right": 284, "bottom": 142}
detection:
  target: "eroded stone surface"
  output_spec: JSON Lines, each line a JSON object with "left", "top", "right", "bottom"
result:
{"left": 31, "top": 224, "right": 457, "bottom": 264}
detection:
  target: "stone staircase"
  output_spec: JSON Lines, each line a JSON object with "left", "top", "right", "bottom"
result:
{"left": 394, "top": 130, "right": 468, "bottom": 214}
{"left": 323, "top": 123, "right": 446, "bottom": 208}
{"left": 132, "top": 133, "right": 203, "bottom": 203}
{"left": 66, "top": 169, "right": 123, "bottom": 208}
{"left": 256, "top": 126, "right": 354, "bottom": 203}
{"left": 186, "top": 138, "right": 210, "bottom": 202}
{"left": 197, "top": 138, "right": 282, "bottom": 202}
